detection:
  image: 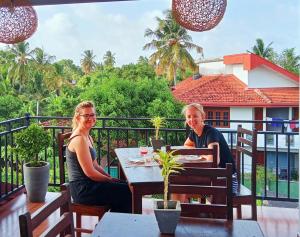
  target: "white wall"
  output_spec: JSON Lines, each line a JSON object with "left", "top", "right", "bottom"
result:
{"left": 199, "top": 60, "right": 225, "bottom": 75}
{"left": 248, "top": 66, "right": 297, "bottom": 88}
{"left": 229, "top": 107, "right": 253, "bottom": 130}
{"left": 226, "top": 64, "right": 249, "bottom": 85}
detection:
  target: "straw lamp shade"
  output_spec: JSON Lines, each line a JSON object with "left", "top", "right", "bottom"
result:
{"left": 172, "top": 0, "right": 227, "bottom": 32}
{"left": 0, "top": 0, "right": 38, "bottom": 44}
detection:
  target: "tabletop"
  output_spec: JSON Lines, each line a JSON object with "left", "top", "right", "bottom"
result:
{"left": 115, "top": 147, "right": 163, "bottom": 184}
{"left": 92, "top": 212, "right": 265, "bottom": 237}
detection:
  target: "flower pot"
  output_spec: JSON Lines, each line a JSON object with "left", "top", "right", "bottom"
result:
{"left": 23, "top": 161, "right": 50, "bottom": 202}
{"left": 154, "top": 200, "right": 181, "bottom": 234}
{"left": 151, "top": 138, "right": 164, "bottom": 151}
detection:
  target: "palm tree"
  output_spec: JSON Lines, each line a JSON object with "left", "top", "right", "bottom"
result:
{"left": 29, "top": 48, "right": 56, "bottom": 115}
{"left": 33, "top": 47, "right": 55, "bottom": 65}
{"left": 7, "top": 42, "right": 35, "bottom": 91}
{"left": 80, "top": 50, "right": 96, "bottom": 75}
{"left": 103, "top": 50, "right": 116, "bottom": 68}
{"left": 248, "top": 38, "right": 275, "bottom": 61}
{"left": 44, "top": 63, "right": 66, "bottom": 96}
{"left": 143, "top": 10, "right": 203, "bottom": 86}
{"left": 277, "top": 48, "right": 300, "bottom": 75}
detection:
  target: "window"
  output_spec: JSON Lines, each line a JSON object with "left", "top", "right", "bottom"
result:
{"left": 266, "top": 134, "right": 274, "bottom": 146}
{"left": 223, "top": 112, "right": 229, "bottom": 126}
{"left": 205, "top": 107, "right": 230, "bottom": 128}
{"left": 285, "top": 135, "right": 294, "bottom": 147}
{"left": 207, "top": 111, "right": 213, "bottom": 126}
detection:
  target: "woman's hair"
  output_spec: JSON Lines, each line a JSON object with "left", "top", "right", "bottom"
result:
{"left": 72, "top": 101, "right": 95, "bottom": 130}
{"left": 182, "top": 103, "right": 206, "bottom": 118}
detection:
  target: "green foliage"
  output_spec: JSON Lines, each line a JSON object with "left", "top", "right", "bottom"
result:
{"left": 80, "top": 68, "right": 182, "bottom": 122}
{"left": 14, "top": 124, "right": 51, "bottom": 166}
{"left": 155, "top": 150, "right": 184, "bottom": 209}
{"left": 0, "top": 95, "right": 23, "bottom": 121}
{"left": 150, "top": 116, "right": 166, "bottom": 140}
{"left": 45, "top": 93, "right": 80, "bottom": 116}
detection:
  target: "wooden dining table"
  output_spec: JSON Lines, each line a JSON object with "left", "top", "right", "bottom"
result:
{"left": 115, "top": 147, "right": 164, "bottom": 214}
{"left": 115, "top": 147, "right": 215, "bottom": 214}
{"left": 91, "top": 212, "right": 265, "bottom": 237}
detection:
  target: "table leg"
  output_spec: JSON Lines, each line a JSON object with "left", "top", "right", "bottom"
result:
{"left": 131, "top": 188, "right": 143, "bottom": 214}
{"left": 118, "top": 163, "right": 125, "bottom": 180}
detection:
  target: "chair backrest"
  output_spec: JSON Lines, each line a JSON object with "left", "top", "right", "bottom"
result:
{"left": 58, "top": 132, "right": 72, "bottom": 184}
{"left": 235, "top": 125, "right": 257, "bottom": 195}
{"left": 166, "top": 145, "right": 218, "bottom": 168}
{"left": 19, "top": 186, "right": 74, "bottom": 237}
{"left": 169, "top": 163, "right": 233, "bottom": 220}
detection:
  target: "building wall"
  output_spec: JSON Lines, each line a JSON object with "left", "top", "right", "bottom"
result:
{"left": 198, "top": 60, "right": 225, "bottom": 75}
{"left": 229, "top": 107, "right": 253, "bottom": 130}
{"left": 226, "top": 64, "right": 249, "bottom": 85}
{"left": 248, "top": 66, "right": 297, "bottom": 88}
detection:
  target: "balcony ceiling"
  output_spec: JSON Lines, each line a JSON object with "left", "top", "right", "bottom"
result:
{"left": 1, "top": 0, "right": 135, "bottom": 7}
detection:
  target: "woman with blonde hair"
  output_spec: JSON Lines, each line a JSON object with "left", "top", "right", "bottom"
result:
{"left": 66, "top": 101, "right": 132, "bottom": 212}
{"left": 183, "top": 103, "right": 238, "bottom": 194}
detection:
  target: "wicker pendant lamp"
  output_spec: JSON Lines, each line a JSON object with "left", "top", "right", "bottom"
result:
{"left": 172, "top": 0, "right": 227, "bottom": 32}
{"left": 0, "top": 0, "right": 38, "bottom": 44}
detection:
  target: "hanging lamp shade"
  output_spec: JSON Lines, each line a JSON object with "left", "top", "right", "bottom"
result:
{"left": 0, "top": 0, "right": 38, "bottom": 44}
{"left": 172, "top": 0, "right": 227, "bottom": 32}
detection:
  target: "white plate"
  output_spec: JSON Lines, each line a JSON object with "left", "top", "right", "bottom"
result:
{"left": 176, "top": 155, "right": 203, "bottom": 161}
{"left": 128, "top": 156, "right": 145, "bottom": 163}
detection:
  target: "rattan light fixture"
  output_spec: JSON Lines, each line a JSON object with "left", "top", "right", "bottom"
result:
{"left": 172, "top": 0, "right": 227, "bottom": 32}
{"left": 0, "top": 0, "right": 38, "bottom": 44}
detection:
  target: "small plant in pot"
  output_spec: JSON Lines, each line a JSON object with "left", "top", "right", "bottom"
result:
{"left": 150, "top": 116, "right": 165, "bottom": 151}
{"left": 154, "top": 150, "right": 184, "bottom": 234}
{"left": 15, "top": 123, "right": 51, "bottom": 202}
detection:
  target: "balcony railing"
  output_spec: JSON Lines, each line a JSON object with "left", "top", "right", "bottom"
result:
{"left": 0, "top": 115, "right": 298, "bottom": 203}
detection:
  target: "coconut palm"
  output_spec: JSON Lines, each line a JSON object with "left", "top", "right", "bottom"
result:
{"left": 277, "top": 48, "right": 300, "bottom": 75}
{"left": 248, "top": 38, "right": 275, "bottom": 61}
{"left": 33, "top": 47, "right": 55, "bottom": 65}
{"left": 44, "top": 63, "right": 66, "bottom": 96}
{"left": 143, "top": 10, "right": 203, "bottom": 86}
{"left": 80, "top": 50, "right": 96, "bottom": 75}
{"left": 7, "top": 42, "right": 35, "bottom": 91}
{"left": 103, "top": 50, "right": 116, "bottom": 68}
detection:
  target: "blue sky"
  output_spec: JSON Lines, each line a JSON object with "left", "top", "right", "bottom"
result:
{"left": 1, "top": 0, "right": 299, "bottom": 66}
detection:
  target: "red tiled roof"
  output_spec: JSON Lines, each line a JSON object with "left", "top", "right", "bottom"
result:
{"left": 224, "top": 53, "right": 299, "bottom": 83}
{"left": 172, "top": 75, "right": 299, "bottom": 107}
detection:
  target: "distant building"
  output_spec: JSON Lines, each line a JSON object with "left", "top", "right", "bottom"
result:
{"left": 172, "top": 53, "right": 299, "bottom": 175}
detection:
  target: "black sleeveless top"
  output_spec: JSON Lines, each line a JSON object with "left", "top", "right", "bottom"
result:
{"left": 65, "top": 135, "right": 97, "bottom": 182}
{"left": 188, "top": 125, "right": 236, "bottom": 173}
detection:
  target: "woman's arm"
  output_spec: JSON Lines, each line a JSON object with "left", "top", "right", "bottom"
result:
{"left": 93, "top": 161, "right": 111, "bottom": 177}
{"left": 183, "top": 137, "right": 195, "bottom": 148}
{"left": 72, "top": 137, "right": 112, "bottom": 182}
{"left": 207, "top": 142, "right": 220, "bottom": 164}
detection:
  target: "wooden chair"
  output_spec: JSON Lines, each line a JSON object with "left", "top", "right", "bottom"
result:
{"left": 169, "top": 163, "right": 233, "bottom": 219}
{"left": 58, "top": 132, "right": 110, "bottom": 237}
{"left": 165, "top": 145, "right": 218, "bottom": 168}
{"left": 19, "top": 185, "right": 74, "bottom": 237}
{"left": 166, "top": 145, "right": 218, "bottom": 203}
{"left": 233, "top": 125, "right": 258, "bottom": 220}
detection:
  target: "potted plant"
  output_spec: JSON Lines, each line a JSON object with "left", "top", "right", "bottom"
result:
{"left": 15, "top": 123, "right": 51, "bottom": 202}
{"left": 150, "top": 116, "right": 165, "bottom": 151}
{"left": 154, "top": 150, "right": 184, "bottom": 234}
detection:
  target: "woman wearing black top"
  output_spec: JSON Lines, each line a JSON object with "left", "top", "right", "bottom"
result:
{"left": 183, "top": 103, "right": 238, "bottom": 194}
{"left": 66, "top": 101, "right": 132, "bottom": 213}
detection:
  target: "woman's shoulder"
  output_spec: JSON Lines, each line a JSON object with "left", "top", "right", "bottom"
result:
{"left": 69, "top": 134, "right": 84, "bottom": 143}
{"left": 204, "top": 125, "right": 220, "bottom": 135}
{"left": 68, "top": 134, "right": 85, "bottom": 150}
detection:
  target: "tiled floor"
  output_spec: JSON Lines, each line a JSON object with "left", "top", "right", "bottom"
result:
{"left": 0, "top": 193, "right": 299, "bottom": 237}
